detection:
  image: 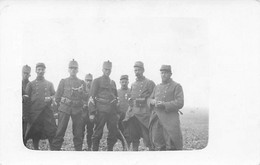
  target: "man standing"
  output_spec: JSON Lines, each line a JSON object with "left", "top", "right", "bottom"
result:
{"left": 123, "top": 61, "right": 155, "bottom": 151}
{"left": 51, "top": 59, "right": 86, "bottom": 151}
{"left": 22, "top": 65, "right": 31, "bottom": 146}
{"left": 82, "top": 73, "right": 94, "bottom": 151}
{"left": 88, "top": 61, "right": 120, "bottom": 151}
{"left": 148, "top": 65, "right": 184, "bottom": 150}
{"left": 117, "top": 75, "right": 131, "bottom": 150}
{"left": 24, "top": 63, "right": 57, "bottom": 150}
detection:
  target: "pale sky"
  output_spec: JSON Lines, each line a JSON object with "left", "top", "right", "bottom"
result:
{"left": 12, "top": 3, "right": 209, "bottom": 109}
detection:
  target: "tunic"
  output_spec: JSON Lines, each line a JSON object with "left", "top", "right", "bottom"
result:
{"left": 148, "top": 78, "right": 184, "bottom": 150}
{"left": 55, "top": 77, "right": 86, "bottom": 115}
{"left": 124, "top": 76, "right": 155, "bottom": 128}
{"left": 25, "top": 77, "right": 56, "bottom": 140}
{"left": 117, "top": 88, "right": 131, "bottom": 114}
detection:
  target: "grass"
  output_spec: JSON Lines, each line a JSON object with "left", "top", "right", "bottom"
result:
{"left": 25, "top": 107, "right": 208, "bottom": 151}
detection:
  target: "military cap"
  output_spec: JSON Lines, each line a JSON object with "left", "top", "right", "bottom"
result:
{"left": 120, "top": 75, "right": 128, "bottom": 80}
{"left": 103, "top": 60, "right": 112, "bottom": 69}
{"left": 85, "top": 73, "right": 93, "bottom": 80}
{"left": 22, "top": 65, "right": 31, "bottom": 73}
{"left": 69, "top": 59, "right": 78, "bottom": 68}
{"left": 36, "top": 62, "right": 46, "bottom": 69}
{"left": 134, "top": 61, "right": 144, "bottom": 69}
{"left": 160, "top": 65, "right": 172, "bottom": 73}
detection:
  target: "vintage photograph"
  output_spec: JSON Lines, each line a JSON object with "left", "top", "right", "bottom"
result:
{"left": 1, "top": 1, "right": 260, "bottom": 165}
{"left": 21, "top": 14, "right": 209, "bottom": 151}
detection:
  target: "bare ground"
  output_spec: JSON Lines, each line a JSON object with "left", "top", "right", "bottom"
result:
{"left": 25, "top": 107, "right": 208, "bottom": 151}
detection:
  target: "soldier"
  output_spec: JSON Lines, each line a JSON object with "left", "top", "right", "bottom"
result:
{"left": 82, "top": 73, "right": 94, "bottom": 151}
{"left": 88, "top": 60, "right": 120, "bottom": 151}
{"left": 148, "top": 65, "right": 184, "bottom": 150}
{"left": 24, "top": 63, "right": 57, "bottom": 150}
{"left": 51, "top": 59, "right": 86, "bottom": 151}
{"left": 116, "top": 75, "right": 131, "bottom": 150}
{"left": 22, "top": 65, "right": 31, "bottom": 146}
{"left": 123, "top": 61, "right": 155, "bottom": 151}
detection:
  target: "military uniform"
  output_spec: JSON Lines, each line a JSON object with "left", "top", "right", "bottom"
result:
{"left": 116, "top": 75, "right": 131, "bottom": 148}
{"left": 88, "top": 61, "right": 120, "bottom": 151}
{"left": 148, "top": 65, "right": 184, "bottom": 150}
{"left": 24, "top": 63, "right": 57, "bottom": 149}
{"left": 82, "top": 73, "right": 94, "bottom": 150}
{"left": 51, "top": 60, "right": 87, "bottom": 151}
{"left": 124, "top": 61, "right": 155, "bottom": 151}
{"left": 22, "top": 65, "right": 31, "bottom": 145}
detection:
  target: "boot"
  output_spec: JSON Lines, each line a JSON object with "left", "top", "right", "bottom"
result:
{"left": 132, "top": 141, "right": 140, "bottom": 151}
{"left": 92, "top": 139, "right": 100, "bottom": 151}
{"left": 32, "top": 138, "right": 40, "bottom": 150}
{"left": 87, "top": 140, "right": 92, "bottom": 151}
{"left": 107, "top": 140, "right": 116, "bottom": 151}
{"left": 48, "top": 137, "right": 53, "bottom": 150}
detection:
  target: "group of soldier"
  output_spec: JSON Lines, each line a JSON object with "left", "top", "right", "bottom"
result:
{"left": 22, "top": 59, "right": 184, "bottom": 151}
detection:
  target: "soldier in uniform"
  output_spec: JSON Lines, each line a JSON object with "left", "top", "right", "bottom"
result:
{"left": 24, "top": 63, "right": 57, "bottom": 150}
{"left": 148, "top": 65, "right": 184, "bottom": 150}
{"left": 88, "top": 61, "right": 120, "bottom": 151}
{"left": 116, "top": 75, "right": 131, "bottom": 150}
{"left": 22, "top": 65, "right": 31, "bottom": 146}
{"left": 123, "top": 61, "right": 155, "bottom": 151}
{"left": 82, "top": 73, "right": 94, "bottom": 151}
{"left": 51, "top": 59, "right": 86, "bottom": 151}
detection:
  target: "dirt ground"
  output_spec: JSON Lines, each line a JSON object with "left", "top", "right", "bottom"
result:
{"left": 25, "top": 107, "right": 208, "bottom": 151}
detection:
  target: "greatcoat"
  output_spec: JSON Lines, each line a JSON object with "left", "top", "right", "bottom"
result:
{"left": 148, "top": 78, "right": 184, "bottom": 150}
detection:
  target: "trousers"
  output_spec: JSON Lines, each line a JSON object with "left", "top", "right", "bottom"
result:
{"left": 92, "top": 112, "right": 119, "bottom": 151}
{"left": 51, "top": 111, "right": 84, "bottom": 151}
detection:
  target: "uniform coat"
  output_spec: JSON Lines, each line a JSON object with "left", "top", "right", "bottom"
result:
{"left": 51, "top": 76, "right": 86, "bottom": 151}
{"left": 25, "top": 77, "right": 57, "bottom": 140}
{"left": 88, "top": 75, "right": 119, "bottom": 151}
{"left": 148, "top": 78, "right": 184, "bottom": 150}
{"left": 22, "top": 79, "right": 30, "bottom": 143}
{"left": 117, "top": 88, "right": 131, "bottom": 114}
{"left": 55, "top": 77, "right": 86, "bottom": 115}
{"left": 123, "top": 76, "right": 155, "bottom": 149}
{"left": 124, "top": 76, "right": 155, "bottom": 128}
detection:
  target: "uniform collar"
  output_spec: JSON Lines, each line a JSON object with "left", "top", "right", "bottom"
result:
{"left": 121, "top": 87, "right": 129, "bottom": 90}
{"left": 69, "top": 75, "right": 78, "bottom": 79}
{"left": 36, "top": 76, "right": 45, "bottom": 81}
{"left": 102, "top": 75, "right": 110, "bottom": 80}
{"left": 161, "top": 78, "right": 172, "bottom": 85}
{"left": 22, "top": 79, "right": 29, "bottom": 84}
{"left": 136, "top": 75, "right": 145, "bottom": 81}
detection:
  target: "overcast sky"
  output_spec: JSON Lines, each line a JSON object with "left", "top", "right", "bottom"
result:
{"left": 8, "top": 2, "right": 209, "bottom": 109}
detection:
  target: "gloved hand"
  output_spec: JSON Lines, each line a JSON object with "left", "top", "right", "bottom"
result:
{"left": 83, "top": 104, "right": 88, "bottom": 109}
{"left": 89, "top": 115, "right": 95, "bottom": 123}
{"left": 22, "top": 95, "right": 29, "bottom": 103}
{"left": 44, "top": 96, "right": 52, "bottom": 103}
{"left": 155, "top": 101, "right": 165, "bottom": 109}
{"left": 149, "top": 99, "right": 156, "bottom": 106}
{"left": 128, "top": 98, "right": 134, "bottom": 107}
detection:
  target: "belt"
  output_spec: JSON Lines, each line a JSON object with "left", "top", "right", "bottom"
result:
{"left": 95, "top": 97, "right": 111, "bottom": 104}
{"left": 61, "top": 97, "right": 83, "bottom": 107}
{"left": 133, "top": 98, "right": 146, "bottom": 108}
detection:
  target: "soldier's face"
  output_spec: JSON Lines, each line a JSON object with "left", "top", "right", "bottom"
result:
{"left": 134, "top": 67, "right": 144, "bottom": 78}
{"left": 102, "top": 68, "right": 111, "bottom": 77}
{"left": 161, "top": 71, "right": 172, "bottom": 83}
{"left": 69, "top": 67, "right": 78, "bottom": 76}
{"left": 36, "top": 67, "right": 45, "bottom": 77}
{"left": 120, "top": 79, "right": 129, "bottom": 88}
{"left": 85, "top": 79, "right": 92, "bottom": 88}
{"left": 22, "top": 72, "right": 30, "bottom": 80}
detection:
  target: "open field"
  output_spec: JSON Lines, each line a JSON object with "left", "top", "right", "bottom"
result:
{"left": 26, "top": 107, "right": 208, "bottom": 151}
